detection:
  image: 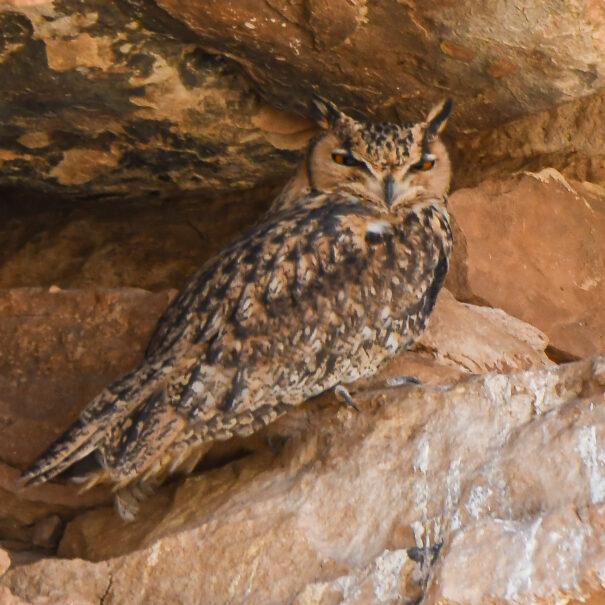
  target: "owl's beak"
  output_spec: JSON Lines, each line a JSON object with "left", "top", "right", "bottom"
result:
{"left": 383, "top": 174, "right": 394, "bottom": 207}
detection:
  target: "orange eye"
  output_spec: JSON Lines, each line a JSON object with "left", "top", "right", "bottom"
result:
{"left": 411, "top": 158, "right": 435, "bottom": 172}
{"left": 331, "top": 152, "right": 363, "bottom": 167}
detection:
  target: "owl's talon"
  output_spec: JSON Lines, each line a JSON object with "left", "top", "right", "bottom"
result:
{"left": 386, "top": 375, "right": 421, "bottom": 387}
{"left": 334, "top": 385, "right": 360, "bottom": 413}
{"left": 407, "top": 542, "right": 442, "bottom": 565}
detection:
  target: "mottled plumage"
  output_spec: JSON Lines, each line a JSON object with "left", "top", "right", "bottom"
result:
{"left": 21, "top": 98, "right": 454, "bottom": 520}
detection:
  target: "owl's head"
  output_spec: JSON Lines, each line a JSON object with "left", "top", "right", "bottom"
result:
{"left": 302, "top": 98, "right": 452, "bottom": 213}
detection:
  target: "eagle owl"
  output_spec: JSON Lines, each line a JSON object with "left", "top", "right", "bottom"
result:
{"left": 21, "top": 98, "right": 453, "bottom": 520}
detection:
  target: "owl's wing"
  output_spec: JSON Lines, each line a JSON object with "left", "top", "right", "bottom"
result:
{"left": 144, "top": 193, "right": 376, "bottom": 362}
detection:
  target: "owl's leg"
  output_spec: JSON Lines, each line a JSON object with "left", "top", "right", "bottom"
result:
{"left": 114, "top": 484, "right": 150, "bottom": 522}
{"left": 385, "top": 375, "right": 421, "bottom": 387}
{"left": 334, "top": 385, "right": 360, "bottom": 413}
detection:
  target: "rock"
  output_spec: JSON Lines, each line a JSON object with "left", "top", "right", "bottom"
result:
{"left": 413, "top": 289, "right": 551, "bottom": 375}
{"left": 0, "top": 482, "right": 76, "bottom": 547}
{"left": 0, "top": 287, "right": 174, "bottom": 468}
{"left": 2, "top": 356, "right": 605, "bottom": 603}
{"left": 4, "top": 2, "right": 605, "bottom": 201}
{"left": 448, "top": 169, "right": 605, "bottom": 360}
{"left": 31, "top": 515, "right": 63, "bottom": 550}
{"left": 0, "top": 548, "right": 10, "bottom": 576}
{"left": 159, "top": 0, "right": 605, "bottom": 134}
{"left": 1, "top": 558, "right": 111, "bottom": 605}
{"left": 293, "top": 549, "right": 423, "bottom": 605}
{"left": 454, "top": 90, "right": 605, "bottom": 189}
{"left": 0, "top": 586, "right": 31, "bottom": 605}
{"left": 0, "top": 187, "right": 273, "bottom": 290}
{"left": 0, "top": 288, "right": 184, "bottom": 546}
{"left": 426, "top": 503, "right": 605, "bottom": 603}
{"left": 0, "top": 3, "right": 311, "bottom": 199}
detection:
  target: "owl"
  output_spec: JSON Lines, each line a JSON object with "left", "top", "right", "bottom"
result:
{"left": 21, "top": 97, "right": 453, "bottom": 520}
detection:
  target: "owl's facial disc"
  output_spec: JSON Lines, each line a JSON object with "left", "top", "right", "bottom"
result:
{"left": 327, "top": 145, "right": 448, "bottom": 211}
{"left": 305, "top": 98, "right": 452, "bottom": 212}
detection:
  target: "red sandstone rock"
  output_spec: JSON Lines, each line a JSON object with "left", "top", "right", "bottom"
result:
{"left": 449, "top": 169, "right": 605, "bottom": 359}
{"left": 0, "top": 287, "right": 174, "bottom": 468}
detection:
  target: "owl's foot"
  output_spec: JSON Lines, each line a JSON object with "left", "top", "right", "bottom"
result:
{"left": 407, "top": 542, "right": 442, "bottom": 565}
{"left": 407, "top": 542, "right": 443, "bottom": 593}
{"left": 385, "top": 375, "right": 421, "bottom": 387}
{"left": 334, "top": 385, "right": 360, "bottom": 413}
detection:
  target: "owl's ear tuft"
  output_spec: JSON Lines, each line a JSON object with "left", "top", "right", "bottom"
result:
{"left": 425, "top": 98, "right": 453, "bottom": 138}
{"left": 312, "top": 96, "right": 345, "bottom": 130}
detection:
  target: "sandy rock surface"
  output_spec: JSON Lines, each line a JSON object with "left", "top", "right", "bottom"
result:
{"left": 1, "top": 357, "right": 604, "bottom": 603}
{"left": 449, "top": 170, "right": 605, "bottom": 360}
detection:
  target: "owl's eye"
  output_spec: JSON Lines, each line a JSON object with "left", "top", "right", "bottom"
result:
{"left": 411, "top": 158, "right": 435, "bottom": 172}
{"left": 332, "top": 152, "right": 363, "bottom": 167}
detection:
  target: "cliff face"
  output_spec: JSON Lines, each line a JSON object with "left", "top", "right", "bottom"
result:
{"left": 1, "top": 1, "right": 605, "bottom": 603}
{"left": 2, "top": 0, "right": 605, "bottom": 199}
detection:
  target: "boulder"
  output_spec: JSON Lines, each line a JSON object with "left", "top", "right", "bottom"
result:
{"left": 448, "top": 169, "right": 605, "bottom": 360}
{"left": 158, "top": 0, "right": 605, "bottom": 133}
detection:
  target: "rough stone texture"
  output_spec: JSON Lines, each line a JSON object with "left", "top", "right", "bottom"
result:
{"left": 0, "top": 1, "right": 312, "bottom": 199}
{"left": 425, "top": 502, "right": 605, "bottom": 603}
{"left": 293, "top": 549, "right": 424, "bottom": 605}
{"left": 448, "top": 169, "right": 605, "bottom": 360}
{"left": 159, "top": 0, "right": 605, "bottom": 133}
{"left": 0, "top": 187, "right": 274, "bottom": 290}
{"left": 410, "top": 290, "right": 550, "bottom": 376}
{"left": 1, "top": 357, "right": 605, "bottom": 603}
{"left": 453, "top": 90, "right": 605, "bottom": 189}
{"left": 31, "top": 515, "right": 63, "bottom": 549}
{"left": 0, "top": 287, "right": 175, "bottom": 468}
{"left": 0, "top": 587, "right": 30, "bottom": 605}
{"left": 0, "top": 480, "right": 93, "bottom": 548}
{"left": 4, "top": 1, "right": 605, "bottom": 199}
{"left": 2, "top": 558, "right": 111, "bottom": 605}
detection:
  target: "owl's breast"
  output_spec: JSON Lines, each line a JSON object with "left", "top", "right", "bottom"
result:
{"left": 350, "top": 200, "right": 452, "bottom": 355}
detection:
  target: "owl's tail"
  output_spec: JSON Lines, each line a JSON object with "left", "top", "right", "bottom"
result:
{"left": 19, "top": 363, "right": 168, "bottom": 487}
